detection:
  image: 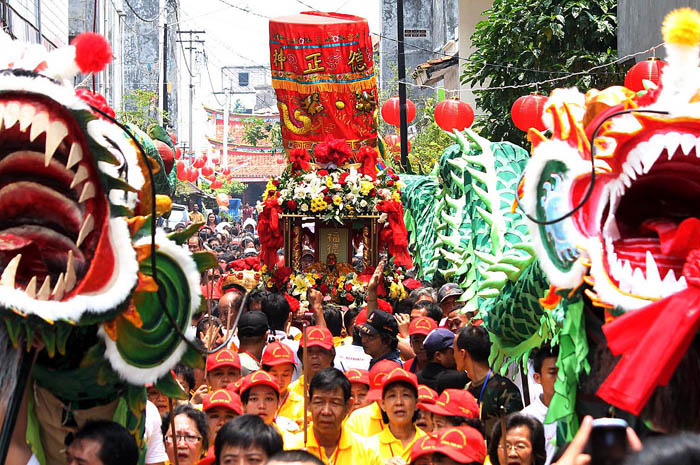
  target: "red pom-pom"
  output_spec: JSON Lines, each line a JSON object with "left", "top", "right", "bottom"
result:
{"left": 71, "top": 33, "right": 112, "bottom": 73}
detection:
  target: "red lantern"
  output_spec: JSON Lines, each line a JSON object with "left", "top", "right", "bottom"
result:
{"left": 385, "top": 134, "right": 410, "bottom": 153}
{"left": 511, "top": 94, "right": 548, "bottom": 132}
{"left": 176, "top": 161, "right": 187, "bottom": 180}
{"left": 222, "top": 167, "right": 231, "bottom": 175}
{"left": 193, "top": 157, "right": 205, "bottom": 169}
{"left": 381, "top": 97, "right": 416, "bottom": 126}
{"left": 211, "top": 180, "right": 223, "bottom": 189}
{"left": 434, "top": 99, "right": 474, "bottom": 132}
{"left": 212, "top": 156, "right": 220, "bottom": 165}
{"left": 186, "top": 167, "right": 199, "bottom": 183}
{"left": 201, "top": 166, "right": 213, "bottom": 177}
{"left": 624, "top": 58, "right": 666, "bottom": 93}
{"left": 207, "top": 174, "right": 216, "bottom": 183}
{"left": 175, "top": 147, "right": 182, "bottom": 160}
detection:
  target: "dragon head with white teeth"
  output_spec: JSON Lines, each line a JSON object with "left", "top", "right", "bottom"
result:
{"left": 520, "top": 8, "right": 700, "bottom": 313}
{"left": 0, "top": 30, "right": 207, "bottom": 394}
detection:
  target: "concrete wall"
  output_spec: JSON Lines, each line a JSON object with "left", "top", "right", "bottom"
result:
{"left": 618, "top": 0, "right": 700, "bottom": 61}
{"left": 380, "top": 0, "right": 458, "bottom": 111}
{"left": 458, "top": 0, "right": 492, "bottom": 114}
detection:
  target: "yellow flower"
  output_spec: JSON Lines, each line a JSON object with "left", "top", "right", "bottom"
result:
{"left": 310, "top": 196, "right": 328, "bottom": 212}
{"left": 333, "top": 196, "right": 342, "bottom": 205}
{"left": 360, "top": 181, "right": 373, "bottom": 196}
{"left": 325, "top": 177, "right": 335, "bottom": 189}
{"left": 392, "top": 192, "right": 401, "bottom": 202}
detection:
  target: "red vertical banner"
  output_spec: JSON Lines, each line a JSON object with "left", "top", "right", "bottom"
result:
{"left": 269, "top": 11, "right": 378, "bottom": 154}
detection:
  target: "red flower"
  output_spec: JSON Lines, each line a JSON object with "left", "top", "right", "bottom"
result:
{"left": 332, "top": 287, "right": 338, "bottom": 295}
{"left": 387, "top": 180, "right": 395, "bottom": 187}
{"left": 272, "top": 179, "right": 280, "bottom": 186}
{"left": 368, "top": 189, "right": 376, "bottom": 197}
{"left": 346, "top": 294, "right": 355, "bottom": 302}
{"left": 273, "top": 266, "right": 292, "bottom": 289}
{"left": 339, "top": 172, "right": 349, "bottom": 185}
{"left": 344, "top": 283, "right": 353, "bottom": 291}
{"left": 320, "top": 284, "right": 330, "bottom": 294}
{"left": 318, "top": 169, "right": 329, "bottom": 177}
{"left": 287, "top": 200, "right": 297, "bottom": 210}
{"left": 314, "top": 135, "right": 353, "bottom": 167}
{"left": 288, "top": 148, "right": 312, "bottom": 174}
{"left": 324, "top": 195, "right": 332, "bottom": 203}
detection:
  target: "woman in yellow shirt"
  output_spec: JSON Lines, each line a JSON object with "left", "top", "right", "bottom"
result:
{"left": 367, "top": 367, "right": 426, "bottom": 463}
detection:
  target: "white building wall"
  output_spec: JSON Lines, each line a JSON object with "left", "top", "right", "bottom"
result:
{"left": 458, "top": 0, "right": 492, "bottom": 114}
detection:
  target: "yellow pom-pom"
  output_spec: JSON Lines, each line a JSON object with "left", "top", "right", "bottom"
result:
{"left": 663, "top": 8, "right": 700, "bottom": 47}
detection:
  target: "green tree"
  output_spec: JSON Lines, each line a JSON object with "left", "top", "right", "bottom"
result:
{"left": 201, "top": 178, "right": 246, "bottom": 197}
{"left": 242, "top": 117, "right": 283, "bottom": 154}
{"left": 407, "top": 98, "right": 453, "bottom": 174}
{"left": 118, "top": 90, "right": 167, "bottom": 129}
{"left": 462, "top": 0, "right": 625, "bottom": 146}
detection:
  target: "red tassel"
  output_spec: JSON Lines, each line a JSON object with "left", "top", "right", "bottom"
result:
{"left": 71, "top": 33, "right": 112, "bottom": 73}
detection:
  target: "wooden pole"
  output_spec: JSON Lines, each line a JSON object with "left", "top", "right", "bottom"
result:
{"left": 303, "top": 323, "right": 309, "bottom": 447}
{"left": 0, "top": 348, "right": 34, "bottom": 464}
{"left": 168, "top": 398, "right": 180, "bottom": 465}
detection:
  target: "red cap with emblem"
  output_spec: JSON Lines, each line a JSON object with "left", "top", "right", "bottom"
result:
{"left": 420, "top": 388, "right": 479, "bottom": 419}
{"left": 206, "top": 348, "right": 241, "bottom": 371}
{"left": 435, "top": 426, "right": 486, "bottom": 464}
{"left": 202, "top": 389, "right": 243, "bottom": 415}
{"left": 409, "top": 316, "right": 437, "bottom": 336}
{"left": 366, "top": 359, "right": 401, "bottom": 401}
{"left": 345, "top": 368, "right": 370, "bottom": 386}
{"left": 410, "top": 434, "right": 437, "bottom": 462}
{"left": 238, "top": 370, "right": 281, "bottom": 397}
{"left": 417, "top": 385, "right": 438, "bottom": 405}
{"left": 300, "top": 326, "right": 334, "bottom": 350}
{"left": 261, "top": 341, "right": 296, "bottom": 367}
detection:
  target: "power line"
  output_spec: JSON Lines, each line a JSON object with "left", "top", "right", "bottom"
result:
{"left": 122, "top": 0, "right": 167, "bottom": 23}
{"left": 203, "top": 51, "right": 225, "bottom": 106}
{"left": 211, "top": 0, "right": 269, "bottom": 18}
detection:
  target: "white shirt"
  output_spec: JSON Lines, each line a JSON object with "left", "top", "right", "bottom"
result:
{"left": 521, "top": 395, "right": 556, "bottom": 465}
{"left": 334, "top": 343, "right": 371, "bottom": 371}
{"left": 144, "top": 401, "right": 169, "bottom": 464}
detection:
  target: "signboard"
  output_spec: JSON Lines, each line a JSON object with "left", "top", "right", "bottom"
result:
{"left": 318, "top": 227, "right": 349, "bottom": 264}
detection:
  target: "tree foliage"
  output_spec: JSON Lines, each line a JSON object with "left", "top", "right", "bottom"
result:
{"left": 118, "top": 90, "right": 168, "bottom": 129}
{"left": 242, "top": 117, "right": 283, "bottom": 154}
{"left": 407, "top": 98, "right": 453, "bottom": 174}
{"left": 462, "top": 0, "right": 625, "bottom": 146}
{"left": 201, "top": 178, "right": 246, "bottom": 197}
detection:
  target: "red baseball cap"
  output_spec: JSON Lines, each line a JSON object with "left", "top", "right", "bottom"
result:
{"left": 403, "top": 278, "right": 423, "bottom": 291}
{"left": 420, "top": 389, "right": 479, "bottom": 419}
{"left": 300, "top": 326, "right": 334, "bottom": 350}
{"left": 409, "top": 316, "right": 437, "bottom": 337}
{"left": 354, "top": 309, "right": 367, "bottom": 326}
{"left": 366, "top": 360, "right": 401, "bottom": 401}
{"left": 435, "top": 426, "right": 486, "bottom": 464}
{"left": 202, "top": 389, "right": 243, "bottom": 415}
{"left": 238, "top": 371, "right": 281, "bottom": 397}
{"left": 380, "top": 367, "right": 418, "bottom": 393}
{"left": 261, "top": 341, "right": 296, "bottom": 367}
{"left": 417, "top": 385, "right": 438, "bottom": 405}
{"left": 345, "top": 368, "right": 370, "bottom": 387}
{"left": 225, "top": 379, "right": 243, "bottom": 394}
{"left": 410, "top": 434, "right": 437, "bottom": 462}
{"left": 206, "top": 348, "right": 241, "bottom": 371}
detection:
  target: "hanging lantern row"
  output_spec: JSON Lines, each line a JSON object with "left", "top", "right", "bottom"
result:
{"left": 434, "top": 99, "right": 474, "bottom": 132}
{"left": 381, "top": 96, "right": 417, "bottom": 126}
{"left": 511, "top": 94, "right": 548, "bottom": 132}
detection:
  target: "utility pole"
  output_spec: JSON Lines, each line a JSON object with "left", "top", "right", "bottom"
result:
{"left": 176, "top": 30, "right": 205, "bottom": 161}
{"left": 162, "top": 21, "right": 169, "bottom": 128}
{"left": 396, "top": 0, "right": 409, "bottom": 171}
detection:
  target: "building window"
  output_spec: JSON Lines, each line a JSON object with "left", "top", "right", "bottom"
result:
{"left": 404, "top": 29, "right": 427, "bottom": 38}
{"left": 238, "top": 72, "right": 249, "bottom": 87}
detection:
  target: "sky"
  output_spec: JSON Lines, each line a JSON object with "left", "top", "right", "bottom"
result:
{"left": 175, "top": 0, "right": 381, "bottom": 153}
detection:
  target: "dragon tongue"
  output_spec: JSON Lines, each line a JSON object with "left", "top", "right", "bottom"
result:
{"left": 0, "top": 233, "right": 32, "bottom": 251}
{"left": 642, "top": 217, "right": 700, "bottom": 257}
{"left": 0, "top": 233, "right": 47, "bottom": 280}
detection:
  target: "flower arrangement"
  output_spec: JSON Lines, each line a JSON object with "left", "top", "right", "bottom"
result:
{"left": 257, "top": 136, "right": 402, "bottom": 224}
{"left": 333, "top": 273, "right": 366, "bottom": 308}
{"left": 260, "top": 265, "right": 321, "bottom": 315}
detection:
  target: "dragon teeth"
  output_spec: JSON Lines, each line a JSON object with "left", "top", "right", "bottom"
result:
{"left": 52, "top": 273, "right": 65, "bottom": 300}
{"left": 1, "top": 254, "right": 21, "bottom": 287}
{"left": 78, "top": 181, "right": 95, "bottom": 203}
{"left": 664, "top": 132, "right": 681, "bottom": 159}
{"left": 25, "top": 276, "right": 37, "bottom": 298}
{"left": 37, "top": 276, "right": 51, "bottom": 300}
{"left": 18, "top": 104, "right": 35, "bottom": 132}
{"left": 4, "top": 101, "right": 20, "bottom": 129}
{"left": 76, "top": 214, "right": 94, "bottom": 247}
{"left": 680, "top": 133, "right": 696, "bottom": 155}
{"left": 29, "top": 111, "right": 49, "bottom": 142}
{"left": 66, "top": 142, "right": 83, "bottom": 169}
{"left": 65, "top": 250, "right": 76, "bottom": 292}
{"left": 71, "top": 165, "right": 89, "bottom": 189}
{"left": 45, "top": 120, "right": 68, "bottom": 167}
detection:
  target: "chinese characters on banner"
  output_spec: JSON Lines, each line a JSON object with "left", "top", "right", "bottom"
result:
{"left": 269, "top": 12, "right": 378, "bottom": 154}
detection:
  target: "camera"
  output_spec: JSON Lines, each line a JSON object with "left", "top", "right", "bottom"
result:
{"left": 586, "top": 418, "right": 629, "bottom": 465}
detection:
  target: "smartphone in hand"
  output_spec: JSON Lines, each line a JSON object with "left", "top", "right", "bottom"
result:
{"left": 587, "top": 418, "right": 629, "bottom": 465}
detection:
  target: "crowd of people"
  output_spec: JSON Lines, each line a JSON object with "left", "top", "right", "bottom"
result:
{"left": 65, "top": 200, "right": 700, "bottom": 465}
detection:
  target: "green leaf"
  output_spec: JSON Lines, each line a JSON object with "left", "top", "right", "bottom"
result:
{"left": 168, "top": 222, "right": 203, "bottom": 246}
{"left": 180, "top": 344, "right": 205, "bottom": 369}
{"left": 155, "top": 372, "right": 188, "bottom": 400}
{"left": 192, "top": 251, "right": 218, "bottom": 273}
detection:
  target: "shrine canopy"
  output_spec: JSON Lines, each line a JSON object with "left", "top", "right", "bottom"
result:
{"left": 269, "top": 12, "right": 378, "bottom": 155}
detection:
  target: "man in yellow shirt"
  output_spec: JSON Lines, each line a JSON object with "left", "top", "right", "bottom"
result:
{"left": 288, "top": 326, "right": 335, "bottom": 399}
{"left": 344, "top": 359, "right": 399, "bottom": 437}
{"left": 189, "top": 203, "right": 205, "bottom": 224}
{"left": 366, "top": 367, "right": 426, "bottom": 463}
{"left": 263, "top": 341, "right": 305, "bottom": 427}
{"left": 285, "top": 368, "right": 381, "bottom": 465}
